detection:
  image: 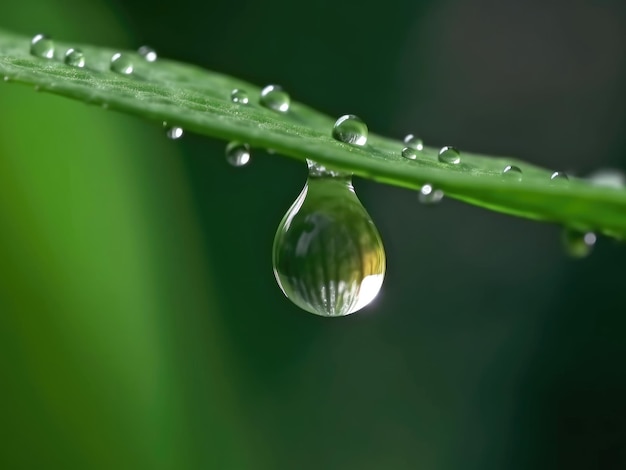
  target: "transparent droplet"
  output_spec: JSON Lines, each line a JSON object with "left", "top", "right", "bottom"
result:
{"left": 502, "top": 165, "right": 522, "bottom": 181}
{"left": 110, "top": 53, "right": 133, "bottom": 75}
{"left": 588, "top": 168, "right": 625, "bottom": 189}
{"left": 225, "top": 142, "right": 251, "bottom": 167}
{"left": 230, "top": 88, "right": 249, "bottom": 104}
{"left": 260, "top": 84, "right": 290, "bottom": 112}
{"left": 550, "top": 171, "right": 569, "bottom": 184}
{"left": 64, "top": 48, "right": 85, "bottom": 68}
{"left": 165, "top": 126, "right": 183, "bottom": 140}
{"left": 403, "top": 134, "right": 423, "bottom": 151}
{"left": 30, "top": 34, "right": 54, "bottom": 59}
{"left": 438, "top": 146, "right": 461, "bottom": 164}
{"left": 418, "top": 183, "right": 444, "bottom": 204}
{"left": 138, "top": 45, "right": 157, "bottom": 62}
{"left": 332, "top": 115, "right": 368, "bottom": 146}
{"left": 401, "top": 147, "right": 418, "bottom": 160}
{"left": 273, "top": 160, "right": 385, "bottom": 317}
{"left": 562, "top": 228, "right": 596, "bottom": 258}
{"left": 3, "top": 76, "right": 9, "bottom": 82}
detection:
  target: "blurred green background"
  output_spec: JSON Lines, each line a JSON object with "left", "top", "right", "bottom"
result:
{"left": 1, "top": 0, "right": 625, "bottom": 468}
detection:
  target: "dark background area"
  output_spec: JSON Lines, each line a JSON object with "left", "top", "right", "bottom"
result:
{"left": 1, "top": 0, "right": 625, "bottom": 468}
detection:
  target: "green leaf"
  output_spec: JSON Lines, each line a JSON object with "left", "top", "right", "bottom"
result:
{"left": 1, "top": 28, "right": 625, "bottom": 239}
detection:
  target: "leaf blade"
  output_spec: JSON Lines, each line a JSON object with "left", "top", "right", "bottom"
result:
{"left": 1, "top": 28, "right": 625, "bottom": 238}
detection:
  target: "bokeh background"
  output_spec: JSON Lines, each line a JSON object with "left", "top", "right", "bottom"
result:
{"left": 1, "top": 0, "right": 625, "bottom": 468}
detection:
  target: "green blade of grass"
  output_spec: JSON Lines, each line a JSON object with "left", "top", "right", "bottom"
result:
{"left": 1, "top": 28, "right": 625, "bottom": 239}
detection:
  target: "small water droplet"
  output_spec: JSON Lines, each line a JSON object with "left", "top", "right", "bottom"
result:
{"left": 562, "top": 228, "right": 596, "bottom": 258}
{"left": 438, "top": 146, "right": 461, "bottom": 164}
{"left": 225, "top": 142, "right": 251, "bottom": 167}
{"left": 550, "top": 171, "right": 569, "bottom": 184}
{"left": 332, "top": 115, "right": 368, "bottom": 146}
{"left": 418, "top": 183, "right": 444, "bottom": 204}
{"left": 64, "top": 48, "right": 85, "bottom": 68}
{"left": 3, "top": 76, "right": 9, "bottom": 82}
{"left": 403, "top": 134, "right": 423, "bottom": 151}
{"left": 273, "top": 160, "right": 385, "bottom": 316}
{"left": 401, "top": 147, "right": 418, "bottom": 160}
{"left": 30, "top": 34, "right": 54, "bottom": 59}
{"left": 502, "top": 165, "right": 522, "bottom": 181}
{"left": 260, "top": 84, "right": 290, "bottom": 112}
{"left": 230, "top": 88, "right": 249, "bottom": 104}
{"left": 137, "top": 45, "right": 157, "bottom": 62}
{"left": 110, "top": 53, "right": 134, "bottom": 75}
{"left": 165, "top": 126, "right": 183, "bottom": 140}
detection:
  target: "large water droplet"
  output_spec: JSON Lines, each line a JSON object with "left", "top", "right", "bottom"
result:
{"left": 230, "top": 88, "right": 249, "bottom": 104}
{"left": 562, "top": 228, "right": 596, "bottom": 258}
{"left": 30, "top": 34, "right": 54, "bottom": 59}
{"left": 550, "top": 171, "right": 569, "bottom": 184}
{"left": 502, "top": 165, "right": 522, "bottom": 181}
{"left": 332, "top": 115, "right": 368, "bottom": 146}
{"left": 403, "top": 134, "right": 424, "bottom": 151}
{"left": 418, "top": 183, "right": 444, "bottom": 204}
{"left": 273, "top": 161, "right": 385, "bottom": 317}
{"left": 64, "top": 48, "right": 85, "bottom": 68}
{"left": 260, "top": 84, "right": 290, "bottom": 112}
{"left": 110, "top": 53, "right": 134, "bottom": 75}
{"left": 225, "top": 142, "right": 251, "bottom": 167}
{"left": 438, "top": 146, "right": 461, "bottom": 164}
{"left": 138, "top": 45, "right": 157, "bottom": 62}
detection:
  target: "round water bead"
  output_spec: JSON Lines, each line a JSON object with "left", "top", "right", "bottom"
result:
{"left": 110, "top": 53, "right": 134, "bottom": 75}
{"left": 260, "top": 84, "right": 290, "bottom": 112}
{"left": 165, "top": 126, "right": 183, "bottom": 140}
{"left": 30, "top": 34, "right": 54, "bottom": 59}
{"left": 401, "top": 147, "right": 418, "bottom": 160}
{"left": 403, "top": 134, "right": 424, "bottom": 151}
{"left": 562, "top": 228, "right": 596, "bottom": 258}
{"left": 138, "top": 45, "right": 157, "bottom": 62}
{"left": 502, "top": 165, "right": 522, "bottom": 181}
{"left": 230, "top": 88, "right": 249, "bottom": 104}
{"left": 418, "top": 183, "right": 444, "bottom": 204}
{"left": 438, "top": 146, "right": 461, "bottom": 164}
{"left": 272, "top": 161, "right": 385, "bottom": 317}
{"left": 64, "top": 48, "right": 85, "bottom": 68}
{"left": 225, "top": 142, "right": 251, "bottom": 167}
{"left": 550, "top": 171, "right": 569, "bottom": 184}
{"left": 332, "top": 115, "right": 368, "bottom": 146}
